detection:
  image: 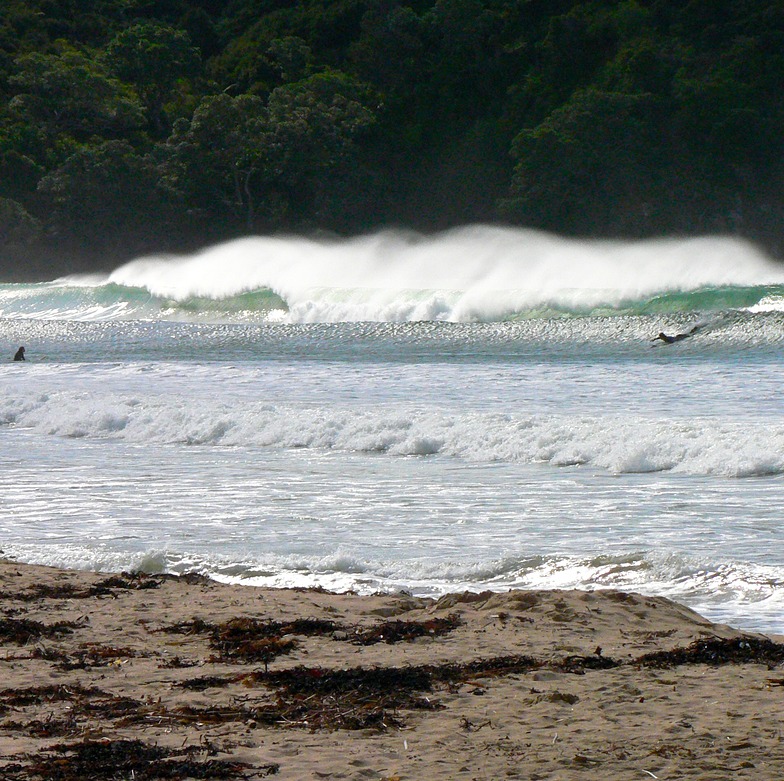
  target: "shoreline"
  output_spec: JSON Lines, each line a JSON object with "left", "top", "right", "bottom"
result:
{"left": 1, "top": 559, "right": 784, "bottom": 780}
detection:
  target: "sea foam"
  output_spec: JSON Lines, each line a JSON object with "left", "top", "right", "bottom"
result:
{"left": 3, "top": 387, "right": 783, "bottom": 478}
{"left": 4, "top": 542, "right": 782, "bottom": 632}
{"left": 98, "top": 226, "right": 784, "bottom": 322}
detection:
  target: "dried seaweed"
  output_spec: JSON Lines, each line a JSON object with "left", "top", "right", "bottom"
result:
{"left": 0, "top": 683, "right": 147, "bottom": 743}
{"left": 211, "top": 617, "right": 294, "bottom": 644}
{"left": 351, "top": 614, "right": 462, "bottom": 645}
{"left": 158, "top": 655, "right": 198, "bottom": 669}
{"left": 251, "top": 700, "right": 409, "bottom": 731}
{"left": 92, "top": 573, "right": 162, "bottom": 591}
{"left": 176, "top": 674, "right": 237, "bottom": 691}
{"left": 0, "top": 683, "right": 107, "bottom": 708}
{"left": 210, "top": 632, "right": 297, "bottom": 668}
{"left": 116, "top": 704, "right": 255, "bottom": 727}
{"left": 0, "top": 617, "right": 79, "bottom": 644}
{"left": 164, "top": 616, "right": 340, "bottom": 640}
{"left": 430, "top": 654, "right": 543, "bottom": 682}
{"left": 280, "top": 618, "right": 343, "bottom": 636}
{"left": 231, "top": 665, "right": 439, "bottom": 730}
{"left": 0, "top": 738, "right": 271, "bottom": 781}
{"left": 162, "top": 617, "right": 310, "bottom": 667}
{"left": 82, "top": 694, "right": 143, "bottom": 719}
{"left": 0, "top": 583, "right": 86, "bottom": 601}
{"left": 636, "top": 636, "right": 784, "bottom": 669}
{"left": 238, "top": 656, "right": 547, "bottom": 731}
{"left": 158, "top": 617, "right": 215, "bottom": 635}
{"left": 1, "top": 715, "right": 79, "bottom": 738}
{"left": 30, "top": 645, "right": 70, "bottom": 663}
{"left": 262, "top": 664, "right": 437, "bottom": 697}
{"left": 249, "top": 655, "right": 545, "bottom": 700}
{"left": 0, "top": 572, "right": 169, "bottom": 602}
{"left": 78, "top": 665, "right": 440, "bottom": 731}
{"left": 555, "top": 654, "right": 620, "bottom": 674}
{"left": 24, "top": 642, "right": 141, "bottom": 669}
{"left": 158, "top": 613, "right": 461, "bottom": 656}
{"left": 0, "top": 684, "right": 142, "bottom": 730}
{"left": 55, "top": 643, "right": 141, "bottom": 670}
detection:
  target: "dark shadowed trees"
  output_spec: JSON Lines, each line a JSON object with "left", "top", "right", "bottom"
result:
{"left": 37, "top": 140, "right": 174, "bottom": 259}
{"left": 164, "top": 93, "right": 269, "bottom": 234}
{"left": 2, "top": 0, "right": 784, "bottom": 278}
{"left": 8, "top": 45, "right": 145, "bottom": 156}
{"left": 103, "top": 22, "right": 201, "bottom": 137}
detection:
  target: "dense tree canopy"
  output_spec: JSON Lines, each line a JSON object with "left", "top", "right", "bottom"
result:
{"left": 1, "top": 0, "right": 783, "bottom": 278}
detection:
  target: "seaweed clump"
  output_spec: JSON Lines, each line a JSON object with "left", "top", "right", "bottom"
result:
{"left": 209, "top": 618, "right": 298, "bottom": 668}
{"left": 0, "top": 573, "right": 163, "bottom": 602}
{"left": 636, "top": 636, "right": 784, "bottom": 669}
{"left": 158, "top": 613, "right": 463, "bottom": 657}
{"left": 0, "top": 685, "right": 142, "bottom": 739}
{"left": 0, "top": 617, "right": 79, "bottom": 644}
{"left": 238, "top": 654, "right": 544, "bottom": 731}
{"left": 351, "top": 614, "right": 462, "bottom": 645}
{"left": 160, "top": 616, "right": 343, "bottom": 667}
{"left": 0, "top": 738, "right": 276, "bottom": 780}
{"left": 0, "top": 571, "right": 213, "bottom": 603}
{"left": 555, "top": 654, "right": 620, "bottom": 674}
{"left": 248, "top": 664, "right": 442, "bottom": 730}
{"left": 51, "top": 643, "right": 140, "bottom": 670}
{"left": 0, "top": 683, "right": 106, "bottom": 707}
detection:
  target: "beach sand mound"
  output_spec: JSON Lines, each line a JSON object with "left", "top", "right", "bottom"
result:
{"left": 0, "top": 559, "right": 783, "bottom": 780}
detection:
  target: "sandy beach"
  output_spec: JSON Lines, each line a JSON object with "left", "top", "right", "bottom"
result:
{"left": 1, "top": 559, "right": 783, "bottom": 780}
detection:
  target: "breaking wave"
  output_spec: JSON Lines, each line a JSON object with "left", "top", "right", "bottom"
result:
{"left": 2, "top": 388, "right": 783, "bottom": 478}
{"left": 3, "top": 227, "right": 784, "bottom": 322}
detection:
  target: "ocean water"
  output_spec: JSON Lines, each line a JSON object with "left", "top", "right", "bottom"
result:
{"left": 2, "top": 226, "right": 784, "bottom": 634}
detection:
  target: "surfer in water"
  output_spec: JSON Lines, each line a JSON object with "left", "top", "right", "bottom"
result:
{"left": 652, "top": 325, "right": 702, "bottom": 344}
{"left": 13, "top": 346, "right": 25, "bottom": 361}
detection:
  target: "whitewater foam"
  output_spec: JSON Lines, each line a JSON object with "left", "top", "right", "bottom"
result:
{"left": 99, "top": 227, "right": 784, "bottom": 322}
{"left": 2, "top": 385, "right": 783, "bottom": 477}
{"left": 4, "top": 541, "right": 782, "bottom": 631}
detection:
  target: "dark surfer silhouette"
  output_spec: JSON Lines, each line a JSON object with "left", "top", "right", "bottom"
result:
{"left": 13, "top": 346, "right": 25, "bottom": 361}
{"left": 652, "top": 325, "right": 702, "bottom": 344}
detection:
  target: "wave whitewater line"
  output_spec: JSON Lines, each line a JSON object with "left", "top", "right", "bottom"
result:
{"left": 2, "top": 543, "right": 781, "bottom": 634}
{"left": 2, "top": 389, "right": 782, "bottom": 478}
{"left": 4, "top": 227, "right": 784, "bottom": 323}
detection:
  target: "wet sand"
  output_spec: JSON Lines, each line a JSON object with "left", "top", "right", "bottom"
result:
{"left": 1, "top": 559, "right": 783, "bottom": 780}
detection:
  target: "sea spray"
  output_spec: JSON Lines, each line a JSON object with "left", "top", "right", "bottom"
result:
{"left": 2, "top": 227, "right": 784, "bottom": 322}
{"left": 101, "top": 226, "right": 784, "bottom": 322}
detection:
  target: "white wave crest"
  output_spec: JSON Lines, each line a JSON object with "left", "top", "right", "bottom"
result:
{"left": 2, "top": 389, "right": 783, "bottom": 478}
{"left": 101, "top": 227, "right": 784, "bottom": 323}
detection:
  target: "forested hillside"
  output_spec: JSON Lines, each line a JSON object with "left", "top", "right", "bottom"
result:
{"left": 1, "top": 0, "right": 783, "bottom": 278}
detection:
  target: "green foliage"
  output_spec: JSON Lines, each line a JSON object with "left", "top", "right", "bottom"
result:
{"left": 37, "top": 140, "right": 173, "bottom": 256}
{"left": 213, "top": 0, "right": 367, "bottom": 94}
{"left": 504, "top": 88, "right": 668, "bottom": 235}
{"left": 349, "top": 4, "right": 428, "bottom": 92}
{"left": 264, "top": 69, "right": 378, "bottom": 226}
{"left": 2, "top": 0, "right": 784, "bottom": 277}
{"left": 9, "top": 45, "right": 145, "bottom": 152}
{"left": 0, "top": 198, "right": 42, "bottom": 250}
{"left": 0, "top": 150, "right": 43, "bottom": 200}
{"left": 165, "top": 92, "right": 269, "bottom": 231}
{"left": 164, "top": 69, "right": 378, "bottom": 234}
{"left": 104, "top": 22, "right": 201, "bottom": 135}
{"left": 266, "top": 36, "right": 312, "bottom": 82}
